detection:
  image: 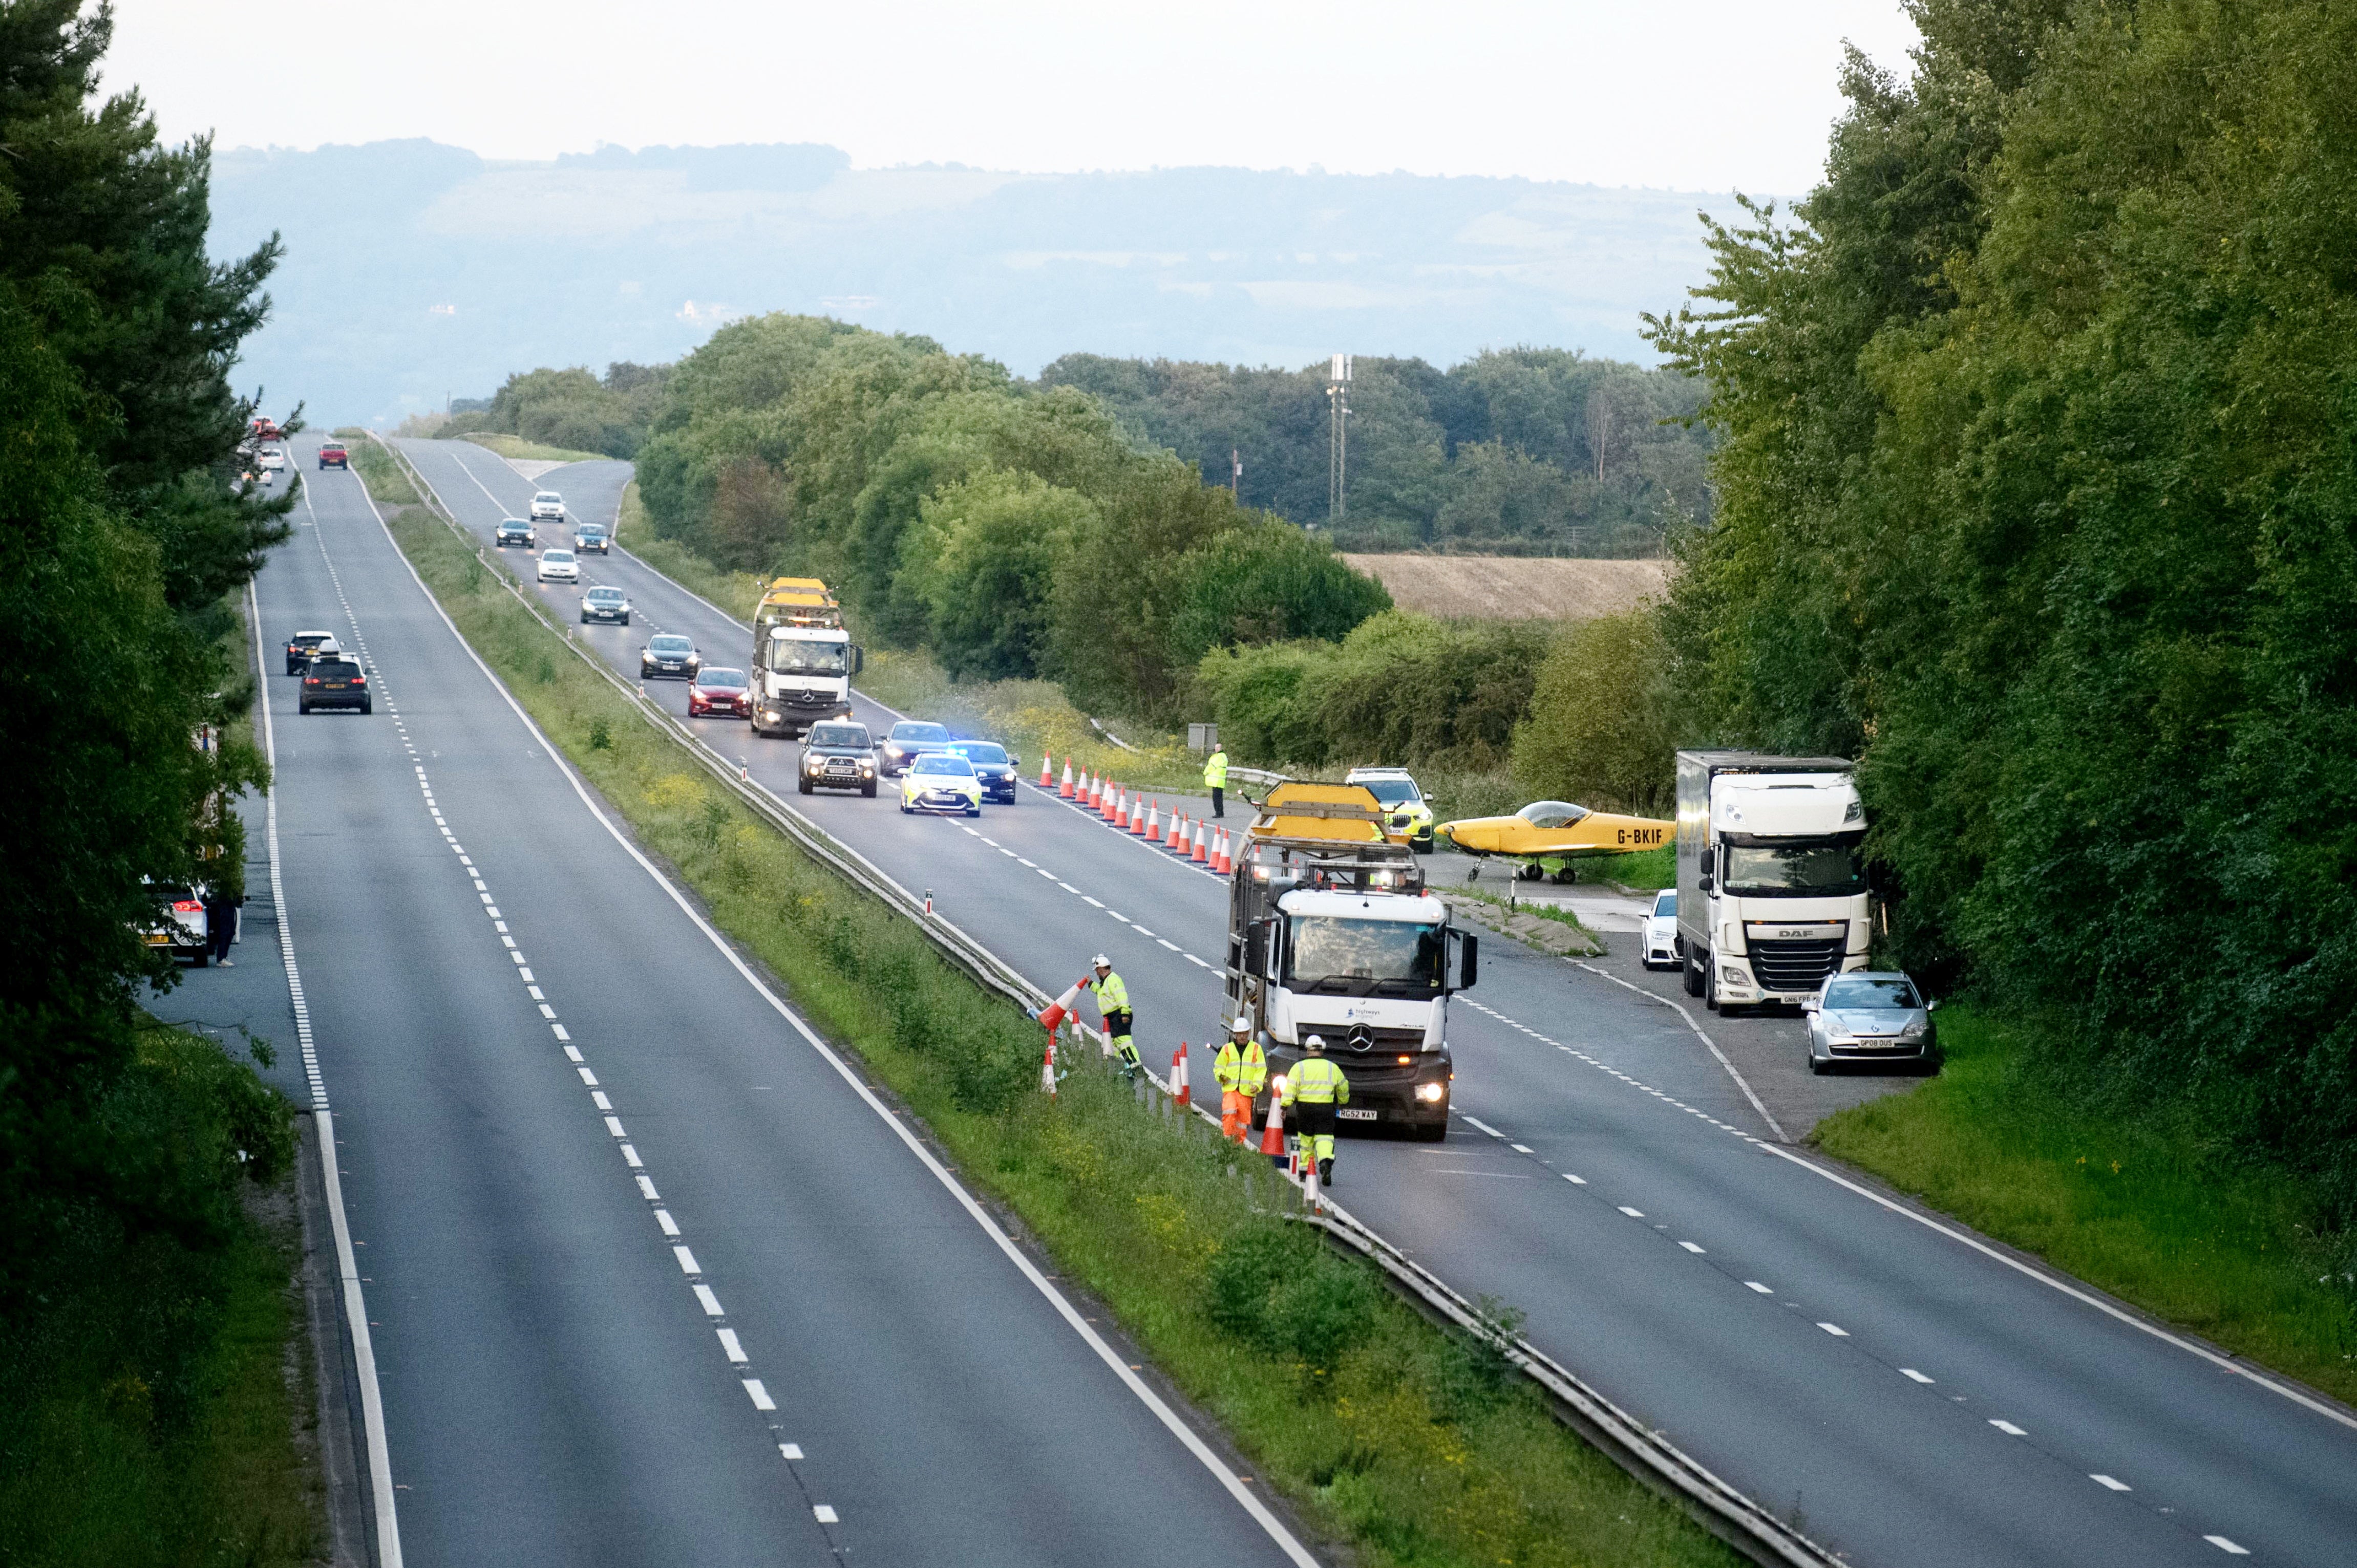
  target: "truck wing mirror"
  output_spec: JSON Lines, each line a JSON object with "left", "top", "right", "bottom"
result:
{"left": 851, "top": 645, "right": 865, "bottom": 674}
{"left": 1446, "top": 928, "right": 1479, "bottom": 991}
{"left": 1697, "top": 873, "right": 1714, "bottom": 894}
{"left": 1243, "top": 920, "right": 1269, "bottom": 978}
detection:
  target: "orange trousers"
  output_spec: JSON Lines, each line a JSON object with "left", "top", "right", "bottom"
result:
{"left": 1221, "top": 1089, "right": 1252, "bottom": 1142}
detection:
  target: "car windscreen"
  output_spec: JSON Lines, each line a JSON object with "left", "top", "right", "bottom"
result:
{"left": 1358, "top": 779, "right": 1418, "bottom": 805}
{"left": 891, "top": 722, "right": 951, "bottom": 742}
{"left": 576, "top": 525, "right": 605, "bottom": 535}
{"left": 699, "top": 669, "right": 748, "bottom": 689}
{"left": 536, "top": 493, "right": 561, "bottom": 504}
{"left": 1823, "top": 977, "right": 1920, "bottom": 1009}
{"left": 588, "top": 589, "right": 623, "bottom": 602}
{"left": 953, "top": 743, "right": 1008, "bottom": 765}
{"left": 808, "top": 724, "right": 867, "bottom": 747}
{"left": 1285, "top": 916, "right": 1443, "bottom": 997}
{"left": 1652, "top": 890, "right": 1676, "bottom": 915}
{"left": 500, "top": 518, "right": 528, "bottom": 529}
{"left": 762, "top": 639, "right": 846, "bottom": 676}
{"left": 1722, "top": 837, "right": 1866, "bottom": 897}
{"left": 911, "top": 755, "right": 974, "bottom": 776}
{"left": 650, "top": 636, "right": 692, "bottom": 653}
{"left": 543, "top": 550, "right": 574, "bottom": 562}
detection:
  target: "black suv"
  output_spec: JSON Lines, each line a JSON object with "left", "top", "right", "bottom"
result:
{"left": 494, "top": 518, "right": 536, "bottom": 549}
{"left": 299, "top": 657, "right": 371, "bottom": 715}
{"left": 797, "top": 720, "right": 878, "bottom": 797}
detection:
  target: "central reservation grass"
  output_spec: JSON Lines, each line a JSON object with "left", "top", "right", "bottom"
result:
{"left": 380, "top": 487, "right": 1741, "bottom": 1568}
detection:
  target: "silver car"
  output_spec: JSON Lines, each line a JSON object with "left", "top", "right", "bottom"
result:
{"left": 1804, "top": 971, "right": 1940, "bottom": 1075}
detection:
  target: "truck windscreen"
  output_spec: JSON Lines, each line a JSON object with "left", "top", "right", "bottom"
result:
{"left": 763, "top": 640, "right": 847, "bottom": 677}
{"left": 1722, "top": 838, "right": 1865, "bottom": 897}
{"left": 1286, "top": 917, "right": 1443, "bottom": 996}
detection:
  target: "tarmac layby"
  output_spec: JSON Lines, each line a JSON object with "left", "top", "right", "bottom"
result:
{"left": 384, "top": 438, "right": 2357, "bottom": 1568}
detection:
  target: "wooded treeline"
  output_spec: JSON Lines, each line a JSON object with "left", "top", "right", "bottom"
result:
{"left": 2, "top": 0, "right": 301, "bottom": 1543}
{"left": 1651, "top": 0, "right": 2357, "bottom": 1210}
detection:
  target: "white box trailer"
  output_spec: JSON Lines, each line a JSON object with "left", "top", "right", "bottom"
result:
{"left": 1674, "top": 751, "right": 1870, "bottom": 1014}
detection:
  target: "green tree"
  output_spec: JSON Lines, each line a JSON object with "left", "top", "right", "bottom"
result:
{"left": 1511, "top": 614, "right": 1676, "bottom": 814}
{"left": 1165, "top": 519, "right": 1392, "bottom": 667}
{"left": 901, "top": 469, "right": 1098, "bottom": 680}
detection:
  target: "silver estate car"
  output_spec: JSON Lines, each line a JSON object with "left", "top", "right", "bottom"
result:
{"left": 1804, "top": 971, "right": 1940, "bottom": 1075}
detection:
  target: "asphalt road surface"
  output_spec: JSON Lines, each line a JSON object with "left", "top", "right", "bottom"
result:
{"left": 244, "top": 445, "right": 1315, "bottom": 1567}
{"left": 390, "top": 437, "right": 2357, "bottom": 1568}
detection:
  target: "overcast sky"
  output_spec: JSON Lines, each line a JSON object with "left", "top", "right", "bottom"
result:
{"left": 111, "top": 0, "right": 1919, "bottom": 194}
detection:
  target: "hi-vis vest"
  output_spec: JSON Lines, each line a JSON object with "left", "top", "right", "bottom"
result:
{"left": 1090, "top": 971, "right": 1130, "bottom": 1014}
{"left": 1203, "top": 749, "right": 1228, "bottom": 788}
{"left": 1285, "top": 1056, "right": 1349, "bottom": 1105}
{"left": 1216, "top": 1038, "right": 1267, "bottom": 1094}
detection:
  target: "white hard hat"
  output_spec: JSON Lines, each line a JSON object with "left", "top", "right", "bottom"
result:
{"left": 1092, "top": 953, "right": 1112, "bottom": 969}
{"left": 1303, "top": 1034, "right": 1326, "bottom": 1051}
{"left": 1229, "top": 1016, "right": 1254, "bottom": 1033}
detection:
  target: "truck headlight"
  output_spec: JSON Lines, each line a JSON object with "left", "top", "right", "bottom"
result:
{"left": 1721, "top": 965, "right": 1749, "bottom": 987}
{"left": 1415, "top": 1082, "right": 1447, "bottom": 1103}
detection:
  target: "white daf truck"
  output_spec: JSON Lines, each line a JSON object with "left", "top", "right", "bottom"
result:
{"left": 1224, "top": 782, "right": 1477, "bottom": 1141}
{"left": 1675, "top": 751, "right": 1871, "bottom": 1014}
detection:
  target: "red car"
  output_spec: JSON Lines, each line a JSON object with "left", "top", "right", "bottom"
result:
{"left": 318, "top": 442, "right": 349, "bottom": 469}
{"left": 687, "top": 667, "right": 752, "bottom": 719}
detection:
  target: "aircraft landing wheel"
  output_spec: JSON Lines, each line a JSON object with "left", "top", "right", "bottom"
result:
{"left": 1465, "top": 865, "right": 1479, "bottom": 882}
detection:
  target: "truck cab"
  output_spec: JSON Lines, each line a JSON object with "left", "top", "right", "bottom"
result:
{"left": 1675, "top": 751, "right": 1871, "bottom": 1015}
{"left": 1224, "top": 783, "right": 1473, "bottom": 1141}
{"left": 752, "top": 625, "right": 861, "bottom": 738}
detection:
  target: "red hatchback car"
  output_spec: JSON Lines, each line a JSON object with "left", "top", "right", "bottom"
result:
{"left": 687, "top": 667, "right": 752, "bottom": 719}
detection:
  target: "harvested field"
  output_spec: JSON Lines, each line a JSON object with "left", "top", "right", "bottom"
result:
{"left": 1342, "top": 553, "right": 1673, "bottom": 621}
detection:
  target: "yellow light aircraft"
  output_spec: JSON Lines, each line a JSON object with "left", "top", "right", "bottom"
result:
{"left": 1436, "top": 801, "right": 1673, "bottom": 883}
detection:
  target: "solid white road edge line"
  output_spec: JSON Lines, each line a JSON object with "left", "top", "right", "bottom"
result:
{"left": 358, "top": 457, "right": 1322, "bottom": 1568}
{"left": 1751, "top": 1137, "right": 2357, "bottom": 1432}
{"left": 247, "top": 568, "right": 405, "bottom": 1568}
{"left": 1568, "top": 960, "right": 1789, "bottom": 1143}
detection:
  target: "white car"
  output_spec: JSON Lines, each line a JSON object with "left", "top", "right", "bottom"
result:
{"left": 1640, "top": 888, "right": 1679, "bottom": 970}
{"left": 259, "top": 446, "right": 287, "bottom": 471}
{"left": 537, "top": 548, "right": 580, "bottom": 583}
{"left": 530, "top": 491, "right": 565, "bottom": 522}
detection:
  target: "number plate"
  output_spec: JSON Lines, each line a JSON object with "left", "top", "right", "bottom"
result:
{"left": 1337, "top": 1107, "right": 1378, "bottom": 1121}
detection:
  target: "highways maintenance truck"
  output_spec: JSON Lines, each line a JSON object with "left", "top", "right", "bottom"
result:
{"left": 750, "top": 577, "right": 863, "bottom": 739}
{"left": 1223, "top": 781, "right": 1477, "bottom": 1142}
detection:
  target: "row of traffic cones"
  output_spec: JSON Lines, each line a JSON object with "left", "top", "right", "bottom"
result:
{"left": 1047, "top": 757, "right": 1235, "bottom": 874}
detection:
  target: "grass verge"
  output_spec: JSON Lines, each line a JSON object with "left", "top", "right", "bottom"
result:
{"left": 456, "top": 431, "right": 610, "bottom": 465}
{"left": 383, "top": 493, "right": 1742, "bottom": 1568}
{"left": 0, "top": 1025, "right": 316, "bottom": 1567}
{"left": 1815, "top": 1005, "right": 2357, "bottom": 1405}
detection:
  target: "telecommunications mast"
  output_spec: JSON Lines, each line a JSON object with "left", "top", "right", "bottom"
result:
{"left": 1327, "top": 352, "right": 1352, "bottom": 524}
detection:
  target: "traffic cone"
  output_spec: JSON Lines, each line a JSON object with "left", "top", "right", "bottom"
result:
{"left": 1259, "top": 1092, "right": 1286, "bottom": 1165}
{"left": 1172, "top": 1043, "right": 1191, "bottom": 1109}
{"left": 1193, "top": 822, "right": 1212, "bottom": 864}
{"left": 1041, "top": 1037, "right": 1058, "bottom": 1098}
{"left": 1174, "top": 814, "right": 1190, "bottom": 855}
{"left": 1303, "top": 1148, "right": 1324, "bottom": 1215}
{"left": 1214, "top": 829, "right": 1231, "bottom": 875}
{"left": 1036, "top": 977, "right": 1084, "bottom": 1036}
{"left": 1087, "top": 770, "right": 1101, "bottom": 809}
{"left": 1103, "top": 782, "right": 1119, "bottom": 823}
{"left": 1167, "top": 811, "right": 1184, "bottom": 851}
{"left": 1136, "top": 798, "right": 1155, "bottom": 837}
{"left": 1040, "top": 753, "right": 1054, "bottom": 788}
{"left": 1060, "top": 759, "right": 1076, "bottom": 798}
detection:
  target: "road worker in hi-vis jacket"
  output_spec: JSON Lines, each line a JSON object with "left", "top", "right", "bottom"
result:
{"left": 1214, "top": 1016, "right": 1267, "bottom": 1142}
{"left": 1281, "top": 1034, "right": 1349, "bottom": 1186}
{"left": 1089, "top": 954, "right": 1140, "bottom": 1078}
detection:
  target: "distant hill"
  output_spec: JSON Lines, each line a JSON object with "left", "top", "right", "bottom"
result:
{"left": 205, "top": 140, "right": 1740, "bottom": 427}
{"left": 1341, "top": 554, "right": 1671, "bottom": 621}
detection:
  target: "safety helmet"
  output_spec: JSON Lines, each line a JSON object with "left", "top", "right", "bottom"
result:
{"left": 1092, "top": 953, "right": 1112, "bottom": 969}
{"left": 1229, "top": 1016, "right": 1254, "bottom": 1034}
{"left": 1303, "top": 1034, "right": 1327, "bottom": 1053}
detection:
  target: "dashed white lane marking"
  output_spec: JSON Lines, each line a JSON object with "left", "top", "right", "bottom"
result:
{"left": 673, "top": 1245, "right": 703, "bottom": 1275}
{"left": 591, "top": 1092, "right": 611, "bottom": 1110}
{"left": 603, "top": 1116, "right": 627, "bottom": 1137}
{"left": 1563, "top": 1173, "right": 1587, "bottom": 1185}
{"left": 1510, "top": 1143, "right": 1534, "bottom": 1153}
{"left": 1679, "top": 1241, "right": 1706, "bottom": 1254}
{"left": 1618, "top": 1206, "right": 1645, "bottom": 1218}
{"left": 2204, "top": 1537, "right": 2248, "bottom": 1556}
{"left": 717, "top": 1328, "right": 749, "bottom": 1363}
{"left": 2089, "top": 1473, "right": 2129, "bottom": 1491}
{"left": 1462, "top": 1115, "right": 1505, "bottom": 1138}
{"left": 693, "top": 1284, "right": 725, "bottom": 1317}
{"left": 635, "top": 1175, "right": 660, "bottom": 1200}
{"left": 655, "top": 1210, "right": 680, "bottom": 1237}
{"left": 1988, "top": 1419, "right": 2026, "bottom": 1436}
{"left": 1058, "top": 882, "right": 1081, "bottom": 894}
{"left": 1817, "top": 1322, "right": 1850, "bottom": 1337}
{"left": 744, "top": 1379, "right": 777, "bottom": 1411}
{"left": 621, "top": 1145, "right": 644, "bottom": 1168}
{"left": 812, "top": 1506, "right": 839, "bottom": 1525}
{"left": 1900, "top": 1368, "right": 1935, "bottom": 1384}
{"left": 780, "top": 1444, "right": 804, "bottom": 1461}
{"left": 1156, "top": 938, "right": 1181, "bottom": 952}
{"left": 1132, "top": 926, "right": 1156, "bottom": 937}
{"left": 1744, "top": 1281, "right": 1774, "bottom": 1294}
{"left": 1082, "top": 896, "right": 1105, "bottom": 908}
